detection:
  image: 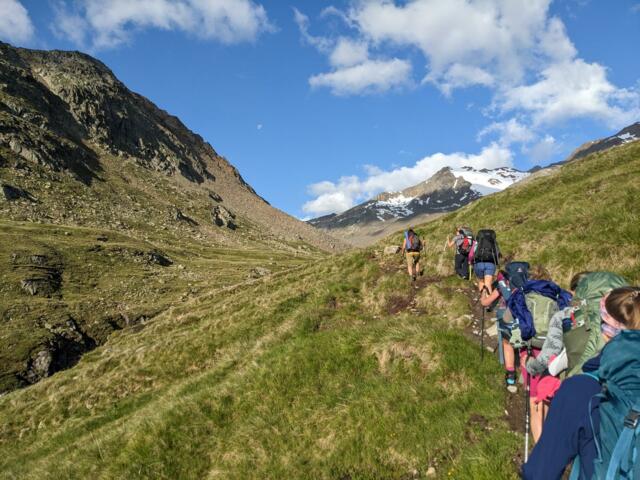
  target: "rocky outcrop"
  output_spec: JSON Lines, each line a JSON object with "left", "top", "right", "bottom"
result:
{"left": 384, "top": 245, "right": 400, "bottom": 255}
{"left": 212, "top": 205, "right": 236, "bottom": 230}
{"left": 1, "top": 41, "right": 216, "bottom": 184}
{"left": 1, "top": 183, "right": 36, "bottom": 202}
{"left": 174, "top": 208, "right": 198, "bottom": 226}
{"left": 248, "top": 267, "right": 271, "bottom": 278}
{"left": 12, "top": 252, "right": 63, "bottom": 297}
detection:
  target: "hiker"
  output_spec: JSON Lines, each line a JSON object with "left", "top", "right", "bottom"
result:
{"left": 470, "top": 229, "right": 500, "bottom": 294}
{"left": 401, "top": 228, "right": 423, "bottom": 282}
{"left": 506, "top": 265, "right": 572, "bottom": 444}
{"left": 522, "top": 287, "right": 640, "bottom": 480}
{"left": 480, "top": 259, "right": 529, "bottom": 393}
{"left": 447, "top": 226, "right": 473, "bottom": 279}
{"left": 524, "top": 271, "right": 628, "bottom": 380}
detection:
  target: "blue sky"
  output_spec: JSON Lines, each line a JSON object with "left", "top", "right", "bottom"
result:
{"left": 2, "top": 0, "right": 639, "bottom": 218}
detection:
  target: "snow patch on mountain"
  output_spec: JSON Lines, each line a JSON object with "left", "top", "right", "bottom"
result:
{"left": 452, "top": 166, "right": 529, "bottom": 195}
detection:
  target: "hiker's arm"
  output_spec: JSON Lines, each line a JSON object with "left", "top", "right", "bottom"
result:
{"left": 446, "top": 236, "right": 454, "bottom": 248}
{"left": 526, "top": 308, "right": 568, "bottom": 376}
{"left": 480, "top": 288, "right": 500, "bottom": 307}
{"left": 401, "top": 238, "right": 406, "bottom": 255}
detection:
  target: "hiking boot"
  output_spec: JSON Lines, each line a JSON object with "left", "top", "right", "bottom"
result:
{"left": 505, "top": 370, "right": 517, "bottom": 393}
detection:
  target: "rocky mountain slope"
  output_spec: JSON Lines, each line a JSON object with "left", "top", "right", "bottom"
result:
{"left": 0, "top": 42, "right": 345, "bottom": 393}
{"left": 309, "top": 166, "right": 527, "bottom": 245}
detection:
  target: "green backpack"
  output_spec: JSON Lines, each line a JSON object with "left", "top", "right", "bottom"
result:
{"left": 564, "top": 272, "right": 629, "bottom": 377}
{"left": 525, "top": 292, "right": 559, "bottom": 349}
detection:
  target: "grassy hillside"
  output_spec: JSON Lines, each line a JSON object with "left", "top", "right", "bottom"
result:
{"left": 0, "top": 142, "right": 638, "bottom": 479}
{"left": 0, "top": 251, "right": 514, "bottom": 479}
{"left": 406, "top": 141, "right": 640, "bottom": 285}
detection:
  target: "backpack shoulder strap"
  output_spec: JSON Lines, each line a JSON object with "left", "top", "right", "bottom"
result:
{"left": 568, "top": 456, "right": 581, "bottom": 480}
{"left": 605, "top": 400, "right": 640, "bottom": 480}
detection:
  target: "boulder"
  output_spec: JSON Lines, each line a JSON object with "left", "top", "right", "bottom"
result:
{"left": 174, "top": 209, "right": 198, "bottom": 226}
{"left": 384, "top": 245, "right": 400, "bottom": 255}
{"left": 1, "top": 183, "right": 36, "bottom": 202}
{"left": 212, "top": 205, "right": 237, "bottom": 230}
{"left": 145, "top": 251, "right": 173, "bottom": 267}
{"left": 24, "top": 350, "right": 53, "bottom": 384}
{"left": 249, "top": 267, "right": 271, "bottom": 279}
{"left": 208, "top": 191, "right": 223, "bottom": 203}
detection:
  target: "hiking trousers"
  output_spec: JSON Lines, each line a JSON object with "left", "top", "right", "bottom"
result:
{"left": 455, "top": 253, "right": 469, "bottom": 279}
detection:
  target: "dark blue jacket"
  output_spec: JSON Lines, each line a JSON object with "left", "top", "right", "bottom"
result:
{"left": 521, "top": 355, "right": 602, "bottom": 480}
{"left": 507, "top": 280, "right": 573, "bottom": 340}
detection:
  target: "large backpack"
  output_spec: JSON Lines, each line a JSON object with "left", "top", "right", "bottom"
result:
{"left": 505, "top": 261, "right": 530, "bottom": 290}
{"left": 458, "top": 228, "right": 474, "bottom": 255}
{"left": 405, "top": 230, "right": 421, "bottom": 252}
{"left": 507, "top": 280, "right": 572, "bottom": 349}
{"left": 570, "top": 331, "right": 640, "bottom": 480}
{"left": 592, "top": 330, "right": 640, "bottom": 480}
{"left": 474, "top": 229, "right": 498, "bottom": 264}
{"left": 564, "top": 272, "right": 629, "bottom": 377}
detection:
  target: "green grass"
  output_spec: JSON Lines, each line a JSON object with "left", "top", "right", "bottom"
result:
{"left": 0, "top": 142, "right": 638, "bottom": 479}
{"left": 0, "top": 248, "right": 517, "bottom": 479}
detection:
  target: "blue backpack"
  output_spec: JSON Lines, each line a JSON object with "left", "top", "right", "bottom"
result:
{"left": 505, "top": 261, "right": 530, "bottom": 290}
{"left": 569, "top": 331, "right": 640, "bottom": 480}
{"left": 405, "top": 230, "right": 421, "bottom": 252}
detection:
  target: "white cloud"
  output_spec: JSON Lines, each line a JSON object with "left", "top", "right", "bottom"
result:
{"left": 329, "top": 37, "right": 368, "bottom": 68}
{"left": 522, "top": 135, "right": 561, "bottom": 164}
{"left": 256, "top": 123, "right": 263, "bottom": 130}
{"left": 350, "top": 0, "right": 553, "bottom": 88}
{"left": 303, "top": 143, "right": 513, "bottom": 216}
{"left": 293, "top": 7, "right": 331, "bottom": 52}
{"left": 0, "top": 0, "right": 35, "bottom": 44}
{"left": 498, "top": 59, "right": 640, "bottom": 128}
{"left": 426, "top": 63, "right": 495, "bottom": 96}
{"left": 478, "top": 119, "right": 535, "bottom": 146}
{"left": 53, "top": 0, "right": 273, "bottom": 49}
{"left": 309, "top": 58, "right": 412, "bottom": 96}
{"left": 297, "top": 1, "right": 638, "bottom": 126}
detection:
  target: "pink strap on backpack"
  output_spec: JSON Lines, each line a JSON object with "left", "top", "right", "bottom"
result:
{"left": 468, "top": 240, "right": 475, "bottom": 263}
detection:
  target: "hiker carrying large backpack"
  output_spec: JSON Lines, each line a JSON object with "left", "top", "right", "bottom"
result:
{"left": 402, "top": 228, "right": 423, "bottom": 282}
{"left": 447, "top": 226, "right": 473, "bottom": 279}
{"left": 522, "top": 287, "right": 640, "bottom": 480}
{"left": 525, "top": 271, "right": 629, "bottom": 380}
{"left": 480, "top": 260, "right": 530, "bottom": 393}
{"left": 471, "top": 229, "right": 500, "bottom": 294}
{"left": 506, "top": 270, "right": 573, "bottom": 445}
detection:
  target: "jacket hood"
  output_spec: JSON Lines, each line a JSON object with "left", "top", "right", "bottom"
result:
{"left": 597, "top": 330, "right": 640, "bottom": 401}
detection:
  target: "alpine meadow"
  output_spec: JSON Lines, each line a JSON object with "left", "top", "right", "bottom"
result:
{"left": 1, "top": 1, "right": 640, "bottom": 480}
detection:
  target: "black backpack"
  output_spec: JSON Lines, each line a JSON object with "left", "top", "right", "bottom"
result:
{"left": 474, "top": 229, "right": 498, "bottom": 264}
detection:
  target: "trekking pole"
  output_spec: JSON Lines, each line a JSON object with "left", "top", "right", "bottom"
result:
{"left": 524, "top": 345, "right": 531, "bottom": 463}
{"left": 480, "top": 305, "right": 485, "bottom": 361}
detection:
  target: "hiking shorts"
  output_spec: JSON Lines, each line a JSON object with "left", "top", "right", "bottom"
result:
{"left": 520, "top": 348, "right": 542, "bottom": 399}
{"left": 406, "top": 251, "right": 420, "bottom": 267}
{"left": 497, "top": 319, "right": 512, "bottom": 340}
{"left": 474, "top": 262, "right": 496, "bottom": 278}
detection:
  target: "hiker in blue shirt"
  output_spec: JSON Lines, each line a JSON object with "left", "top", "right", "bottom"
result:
{"left": 522, "top": 287, "right": 640, "bottom": 480}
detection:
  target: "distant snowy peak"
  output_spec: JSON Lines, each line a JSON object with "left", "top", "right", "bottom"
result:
{"left": 451, "top": 166, "right": 529, "bottom": 195}
{"left": 308, "top": 165, "right": 528, "bottom": 230}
